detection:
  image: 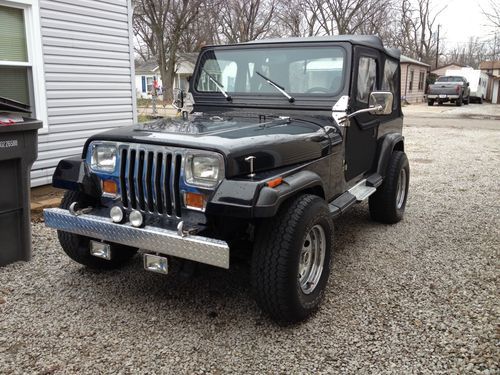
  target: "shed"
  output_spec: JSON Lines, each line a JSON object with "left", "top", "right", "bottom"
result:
{"left": 479, "top": 61, "right": 500, "bottom": 104}
{"left": 0, "top": 0, "right": 136, "bottom": 187}
{"left": 400, "top": 55, "right": 430, "bottom": 104}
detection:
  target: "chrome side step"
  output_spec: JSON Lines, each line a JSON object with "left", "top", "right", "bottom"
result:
{"left": 329, "top": 174, "right": 382, "bottom": 218}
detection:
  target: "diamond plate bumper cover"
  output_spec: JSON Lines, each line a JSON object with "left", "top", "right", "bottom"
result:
{"left": 43, "top": 208, "right": 229, "bottom": 269}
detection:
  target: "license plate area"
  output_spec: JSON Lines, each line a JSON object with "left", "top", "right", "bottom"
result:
{"left": 439, "top": 94, "right": 447, "bottom": 98}
{"left": 144, "top": 253, "right": 169, "bottom": 275}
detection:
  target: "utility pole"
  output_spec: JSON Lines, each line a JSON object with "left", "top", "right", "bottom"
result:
{"left": 435, "top": 24, "right": 440, "bottom": 69}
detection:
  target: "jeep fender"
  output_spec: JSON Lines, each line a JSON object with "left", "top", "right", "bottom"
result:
{"left": 207, "top": 170, "right": 325, "bottom": 218}
{"left": 375, "top": 133, "right": 404, "bottom": 177}
{"left": 254, "top": 170, "right": 325, "bottom": 217}
{"left": 52, "top": 158, "right": 101, "bottom": 198}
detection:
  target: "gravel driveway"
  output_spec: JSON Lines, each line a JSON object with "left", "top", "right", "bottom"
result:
{"left": 1, "top": 117, "right": 499, "bottom": 374}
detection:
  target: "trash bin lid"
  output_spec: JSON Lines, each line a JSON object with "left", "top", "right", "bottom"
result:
{"left": 0, "top": 96, "right": 31, "bottom": 113}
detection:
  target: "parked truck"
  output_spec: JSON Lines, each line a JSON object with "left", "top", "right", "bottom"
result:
{"left": 427, "top": 75, "right": 470, "bottom": 106}
{"left": 44, "top": 36, "right": 409, "bottom": 324}
{"left": 446, "top": 68, "right": 488, "bottom": 103}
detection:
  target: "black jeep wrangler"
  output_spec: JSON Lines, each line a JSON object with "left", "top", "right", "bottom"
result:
{"left": 44, "top": 35, "right": 409, "bottom": 324}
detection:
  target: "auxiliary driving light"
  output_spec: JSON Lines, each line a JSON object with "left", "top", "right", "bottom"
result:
{"left": 144, "top": 254, "right": 169, "bottom": 275}
{"left": 129, "top": 209, "right": 144, "bottom": 227}
{"left": 90, "top": 240, "right": 111, "bottom": 260}
{"left": 110, "top": 206, "right": 125, "bottom": 223}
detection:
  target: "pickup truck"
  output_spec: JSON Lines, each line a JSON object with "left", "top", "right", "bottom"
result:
{"left": 427, "top": 75, "right": 470, "bottom": 106}
{"left": 44, "top": 35, "right": 409, "bottom": 324}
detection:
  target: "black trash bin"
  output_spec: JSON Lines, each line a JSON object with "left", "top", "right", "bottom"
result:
{"left": 0, "top": 96, "right": 42, "bottom": 266}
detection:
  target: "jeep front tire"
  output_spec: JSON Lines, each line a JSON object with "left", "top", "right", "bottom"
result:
{"left": 251, "top": 194, "right": 334, "bottom": 324}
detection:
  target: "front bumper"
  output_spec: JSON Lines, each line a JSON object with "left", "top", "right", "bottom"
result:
{"left": 43, "top": 208, "right": 229, "bottom": 268}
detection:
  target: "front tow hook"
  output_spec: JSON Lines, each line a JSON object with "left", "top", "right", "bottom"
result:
{"left": 69, "top": 202, "right": 93, "bottom": 216}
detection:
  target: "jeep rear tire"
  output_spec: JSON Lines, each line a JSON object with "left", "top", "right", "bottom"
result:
{"left": 251, "top": 194, "right": 334, "bottom": 324}
{"left": 369, "top": 151, "right": 410, "bottom": 224}
{"left": 57, "top": 191, "right": 137, "bottom": 269}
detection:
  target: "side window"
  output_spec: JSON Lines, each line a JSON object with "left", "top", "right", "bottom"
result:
{"left": 357, "top": 57, "right": 377, "bottom": 103}
{"left": 382, "top": 59, "right": 399, "bottom": 109}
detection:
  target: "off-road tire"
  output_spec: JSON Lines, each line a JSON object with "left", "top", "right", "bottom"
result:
{"left": 57, "top": 191, "right": 137, "bottom": 269}
{"left": 427, "top": 100, "right": 434, "bottom": 106}
{"left": 455, "top": 95, "right": 463, "bottom": 106}
{"left": 369, "top": 151, "right": 410, "bottom": 224}
{"left": 251, "top": 194, "right": 334, "bottom": 324}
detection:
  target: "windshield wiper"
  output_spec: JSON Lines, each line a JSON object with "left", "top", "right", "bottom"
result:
{"left": 255, "top": 71, "right": 295, "bottom": 103}
{"left": 202, "top": 69, "right": 232, "bottom": 101}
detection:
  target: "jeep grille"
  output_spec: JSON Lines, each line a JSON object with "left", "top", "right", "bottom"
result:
{"left": 119, "top": 144, "right": 183, "bottom": 217}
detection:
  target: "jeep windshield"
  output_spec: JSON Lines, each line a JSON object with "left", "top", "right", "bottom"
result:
{"left": 195, "top": 46, "right": 346, "bottom": 97}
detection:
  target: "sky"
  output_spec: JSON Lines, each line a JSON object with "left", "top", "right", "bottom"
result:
{"left": 436, "top": 0, "right": 498, "bottom": 48}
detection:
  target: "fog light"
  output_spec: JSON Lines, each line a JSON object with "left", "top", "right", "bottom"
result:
{"left": 144, "top": 254, "right": 169, "bottom": 275}
{"left": 110, "top": 206, "right": 124, "bottom": 223}
{"left": 129, "top": 209, "right": 144, "bottom": 227}
{"left": 90, "top": 241, "right": 111, "bottom": 260}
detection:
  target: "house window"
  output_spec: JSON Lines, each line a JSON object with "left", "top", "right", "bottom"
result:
{"left": 0, "top": 1, "right": 47, "bottom": 129}
{"left": 409, "top": 70, "right": 414, "bottom": 91}
{"left": 418, "top": 71, "right": 425, "bottom": 91}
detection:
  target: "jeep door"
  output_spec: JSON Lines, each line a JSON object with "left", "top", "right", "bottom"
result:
{"left": 344, "top": 47, "right": 381, "bottom": 181}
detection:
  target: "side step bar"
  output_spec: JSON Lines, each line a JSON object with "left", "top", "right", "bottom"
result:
{"left": 329, "top": 174, "right": 382, "bottom": 218}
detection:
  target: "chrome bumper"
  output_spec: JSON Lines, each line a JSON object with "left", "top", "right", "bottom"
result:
{"left": 428, "top": 94, "right": 459, "bottom": 99}
{"left": 43, "top": 208, "right": 229, "bottom": 268}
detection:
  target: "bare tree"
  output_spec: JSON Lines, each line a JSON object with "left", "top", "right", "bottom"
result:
{"left": 219, "top": 0, "right": 277, "bottom": 43}
{"left": 275, "top": 0, "right": 319, "bottom": 37}
{"left": 482, "top": 0, "right": 500, "bottom": 28}
{"left": 133, "top": 0, "right": 203, "bottom": 101}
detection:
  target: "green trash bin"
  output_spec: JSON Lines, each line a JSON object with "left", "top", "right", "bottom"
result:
{"left": 0, "top": 96, "right": 42, "bottom": 266}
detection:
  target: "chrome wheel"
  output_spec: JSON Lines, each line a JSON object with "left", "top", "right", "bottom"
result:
{"left": 396, "top": 168, "right": 407, "bottom": 209}
{"left": 298, "top": 224, "right": 326, "bottom": 295}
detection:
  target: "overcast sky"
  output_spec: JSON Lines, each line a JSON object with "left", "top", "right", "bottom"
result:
{"left": 436, "top": 0, "right": 498, "bottom": 48}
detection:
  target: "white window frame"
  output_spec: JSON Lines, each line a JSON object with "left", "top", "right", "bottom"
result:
{"left": 0, "top": 0, "right": 48, "bottom": 133}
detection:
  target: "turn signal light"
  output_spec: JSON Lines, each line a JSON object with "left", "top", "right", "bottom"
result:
{"left": 184, "top": 192, "right": 205, "bottom": 210}
{"left": 102, "top": 179, "right": 118, "bottom": 195}
{"left": 267, "top": 177, "right": 283, "bottom": 188}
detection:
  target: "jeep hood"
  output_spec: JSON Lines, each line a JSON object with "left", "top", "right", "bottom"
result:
{"left": 87, "top": 114, "right": 335, "bottom": 177}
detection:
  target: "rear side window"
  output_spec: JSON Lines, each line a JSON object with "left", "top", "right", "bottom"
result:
{"left": 382, "top": 59, "right": 399, "bottom": 109}
{"left": 357, "top": 57, "right": 377, "bottom": 103}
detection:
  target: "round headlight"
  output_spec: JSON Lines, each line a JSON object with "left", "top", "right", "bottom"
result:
{"left": 91, "top": 143, "right": 117, "bottom": 172}
{"left": 110, "top": 206, "right": 124, "bottom": 223}
{"left": 129, "top": 210, "right": 144, "bottom": 228}
{"left": 185, "top": 152, "right": 224, "bottom": 188}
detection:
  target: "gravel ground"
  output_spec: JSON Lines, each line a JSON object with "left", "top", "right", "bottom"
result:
{"left": 1, "top": 120, "right": 499, "bottom": 374}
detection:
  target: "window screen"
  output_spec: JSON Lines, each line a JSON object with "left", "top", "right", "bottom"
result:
{"left": 357, "top": 57, "right": 377, "bottom": 103}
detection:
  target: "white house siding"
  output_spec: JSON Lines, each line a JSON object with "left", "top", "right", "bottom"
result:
{"left": 32, "top": 0, "right": 136, "bottom": 186}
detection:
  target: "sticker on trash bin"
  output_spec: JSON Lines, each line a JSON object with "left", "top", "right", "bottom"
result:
{"left": 0, "top": 140, "right": 18, "bottom": 148}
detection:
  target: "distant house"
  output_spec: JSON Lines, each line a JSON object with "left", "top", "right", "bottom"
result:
{"left": 479, "top": 61, "right": 500, "bottom": 104}
{"left": 135, "top": 53, "right": 198, "bottom": 99}
{"left": 400, "top": 55, "right": 430, "bottom": 104}
{"left": 431, "top": 63, "right": 467, "bottom": 77}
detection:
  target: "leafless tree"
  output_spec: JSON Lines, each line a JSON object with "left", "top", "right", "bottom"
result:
{"left": 482, "top": 0, "right": 500, "bottom": 28}
{"left": 275, "top": 0, "right": 320, "bottom": 37}
{"left": 219, "top": 0, "right": 277, "bottom": 43}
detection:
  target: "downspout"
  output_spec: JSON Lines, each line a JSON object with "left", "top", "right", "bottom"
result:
{"left": 404, "top": 64, "right": 409, "bottom": 98}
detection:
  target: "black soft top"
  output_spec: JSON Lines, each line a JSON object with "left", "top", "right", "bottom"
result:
{"left": 205, "top": 35, "right": 400, "bottom": 60}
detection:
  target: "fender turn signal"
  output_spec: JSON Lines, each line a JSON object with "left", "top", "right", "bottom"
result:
{"left": 267, "top": 177, "right": 283, "bottom": 188}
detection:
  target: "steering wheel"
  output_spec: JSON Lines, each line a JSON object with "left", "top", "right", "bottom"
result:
{"left": 305, "top": 87, "right": 330, "bottom": 94}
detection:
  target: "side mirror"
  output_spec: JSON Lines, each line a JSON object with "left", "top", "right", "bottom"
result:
{"left": 368, "top": 91, "right": 393, "bottom": 115}
{"left": 172, "top": 88, "right": 184, "bottom": 110}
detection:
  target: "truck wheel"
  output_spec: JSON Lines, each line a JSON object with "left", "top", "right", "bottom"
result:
{"left": 428, "top": 100, "right": 434, "bottom": 106}
{"left": 455, "top": 96, "right": 463, "bottom": 106}
{"left": 479, "top": 96, "right": 483, "bottom": 104}
{"left": 464, "top": 96, "right": 469, "bottom": 105}
{"left": 57, "top": 191, "right": 137, "bottom": 269}
{"left": 251, "top": 194, "right": 333, "bottom": 324}
{"left": 369, "top": 151, "right": 410, "bottom": 224}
